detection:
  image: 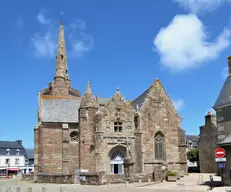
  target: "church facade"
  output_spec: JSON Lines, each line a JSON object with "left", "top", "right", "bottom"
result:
{"left": 34, "top": 21, "right": 187, "bottom": 184}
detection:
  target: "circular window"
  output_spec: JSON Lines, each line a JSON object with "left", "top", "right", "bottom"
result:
{"left": 70, "top": 131, "right": 78, "bottom": 141}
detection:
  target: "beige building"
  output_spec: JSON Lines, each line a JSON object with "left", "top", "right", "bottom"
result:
{"left": 34, "top": 21, "right": 187, "bottom": 184}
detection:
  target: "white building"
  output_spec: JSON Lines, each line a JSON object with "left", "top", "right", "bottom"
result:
{"left": 0, "top": 140, "right": 33, "bottom": 175}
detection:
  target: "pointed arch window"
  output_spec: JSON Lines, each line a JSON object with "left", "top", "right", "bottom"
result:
{"left": 154, "top": 131, "right": 166, "bottom": 160}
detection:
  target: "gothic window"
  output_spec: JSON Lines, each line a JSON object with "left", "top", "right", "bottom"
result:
{"left": 70, "top": 131, "right": 79, "bottom": 141}
{"left": 61, "top": 55, "right": 64, "bottom": 60}
{"left": 134, "top": 116, "right": 139, "bottom": 130}
{"left": 154, "top": 132, "right": 166, "bottom": 160}
{"left": 114, "top": 121, "right": 122, "bottom": 132}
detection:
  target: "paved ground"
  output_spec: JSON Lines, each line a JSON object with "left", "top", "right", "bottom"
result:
{"left": 0, "top": 173, "right": 229, "bottom": 192}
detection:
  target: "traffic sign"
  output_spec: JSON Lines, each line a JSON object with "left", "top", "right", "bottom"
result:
{"left": 218, "top": 163, "right": 225, "bottom": 168}
{"left": 215, "top": 148, "right": 226, "bottom": 158}
{"left": 216, "top": 158, "right": 226, "bottom": 162}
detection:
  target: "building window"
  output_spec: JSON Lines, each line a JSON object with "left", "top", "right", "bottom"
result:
{"left": 15, "top": 158, "right": 20, "bottom": 166}
{"left": 70, "top": 131, "right": 79, "bottom": 141}
{"left": 6, "top": 149, "right": 10, "bottom": 155}
{"left": 5, "top": 159, "right": 9, "bottom": 165}
{"left": 187, "top": 141, "right": 193, "bottom": 150}
{"left": 16, "top": 149, "right": 20, "bottom": 155}
{"left": 154, "top": 131, "right": 166, "bottom": 160}
{"left": 114, "top": 122, "right": 122, "bottom": 132}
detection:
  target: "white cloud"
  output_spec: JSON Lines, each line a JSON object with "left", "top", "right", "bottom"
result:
{"left": 173, "top": 99, "right": 185, "bottom": 111}
{"left": 174, "top": 0, "right": 231, "bottom": 14}
{"left": 31, "top": 10, "right": 93, "bottom": 58}
{"left": 222, "top": 66, "right": 228, "bottom": 79}
{"left": 153, "top": 14, "right": 231, "bottom": 72}
{"left": 37, "top": 11, "right": 49, "bottom": 25}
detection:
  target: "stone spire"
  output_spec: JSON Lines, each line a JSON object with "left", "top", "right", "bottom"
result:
{"left": 54, "top": 20, "right": 70, "bottom": 82}
{"left": 80, "top": 81, "right": 98, "bottom": 108}
{"left": 50, "top": 18, "right": 71, "bottom": 96}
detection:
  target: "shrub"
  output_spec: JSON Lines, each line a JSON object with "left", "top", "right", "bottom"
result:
{"left": 167, "top": 171, "right": 177, "bottom": 176}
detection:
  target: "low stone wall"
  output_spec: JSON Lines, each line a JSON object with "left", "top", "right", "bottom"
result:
{"left": 133, "top": 173, "right": 155, "bottom": 182}
{"left": 80, "top": 171, "right": 106, "bottom": 185}
{"left": 106, "top": 174, "right": 125, "bottom": 183}
{"left": 21, "top": 174, "right": 34, "bottom": 181}
{"left": 36, "top": 173, "right": 74, "bottom": 184}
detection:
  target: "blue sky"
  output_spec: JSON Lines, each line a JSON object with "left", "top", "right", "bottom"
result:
{"left": 1, "top": 0, "right": 231, "bottom": 148}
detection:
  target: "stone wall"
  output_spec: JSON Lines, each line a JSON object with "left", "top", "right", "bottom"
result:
{"left": 80, "top": 172, "right": 106, "bottom": 185}
{"left": 37, "top": 173, "right": 74, "bottom": 184}
{"left": 106, "top": 174, "right": 125, "bottom": 183}
{"left": 37, "top": 123, "right": 63, "bottom": 173}
{"left": 21, "top": 174, "right": 34, "bottom": 181}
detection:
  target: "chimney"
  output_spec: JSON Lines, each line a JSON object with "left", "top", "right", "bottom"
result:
{"left": 15, "top": 140, "right": 22, "bottom": 145}
{"left": 205, "top": 112, "right": 212, "bottom": 124}
{"left": 205, "top": 111, "right": 216, "bottom": 125}
{"left": 228, "top": 56, "right": 231, "bottom": 76}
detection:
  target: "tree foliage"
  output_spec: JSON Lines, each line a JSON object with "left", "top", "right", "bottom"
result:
{"left": 187, "top": 148, "right": 199, "bottom": 163}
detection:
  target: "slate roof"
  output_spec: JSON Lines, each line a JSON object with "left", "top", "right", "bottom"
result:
{"left": 214, "top": 76, "right": 231, "bottom": 108}
{"left": 186, "top": 135, "right": 199, "bottom": 147}
{"left": 219, "top": 134, "right": 231, "bottom": 145}
{"left": 131, "top": 86, "right": 151, "bottom": 109}
{"left": 186, "top": 135, "right": 200, "bottom": 142}
{"left": 25, "top": 149, "right": 34, "bottom": 159}
{"left": 0, "top": 140, "right": 27, "bottom": 156}
{"left": 40, "top": 95, "right": 81, "bottom": 123}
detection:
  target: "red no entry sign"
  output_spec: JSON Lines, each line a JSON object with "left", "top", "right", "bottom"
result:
{"left": 215, "top": 148, "right": 226, "bottom": 158}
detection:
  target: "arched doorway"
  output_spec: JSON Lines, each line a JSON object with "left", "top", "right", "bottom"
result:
{"left": 109, "top": 146, "right": 126, "bottom": 174}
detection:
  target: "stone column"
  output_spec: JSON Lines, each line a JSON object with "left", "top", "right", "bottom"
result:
{"left": 62, "top": 123, "right": 69, "bottom": 173}
{"left": 124, "top": 158, "right": 134, "bottom": 182}
{"left": 34, "top": 122, "right": 41, "bottom": 179}
{"left": 94, "top": 112, "right": 105, "bottom": 172}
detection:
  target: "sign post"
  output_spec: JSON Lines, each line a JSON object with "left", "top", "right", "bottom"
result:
{"left": 215, "top": 147, "right": 226, "bottom": 186}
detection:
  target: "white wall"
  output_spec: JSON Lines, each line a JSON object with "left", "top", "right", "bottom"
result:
{"left": 0, "top": 155, "right": 25, "bottom": 167}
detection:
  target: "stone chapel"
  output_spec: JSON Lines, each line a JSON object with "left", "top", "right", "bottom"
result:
{"left": 34, "top": 20, "right": 187, "bottom": 184}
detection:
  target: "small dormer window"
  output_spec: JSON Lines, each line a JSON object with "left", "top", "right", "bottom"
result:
{"left": 16, "top": 149, "right": 20, "bottom": 155}
{"left": 6, "top": 149, "right": 10, "bottom": 155}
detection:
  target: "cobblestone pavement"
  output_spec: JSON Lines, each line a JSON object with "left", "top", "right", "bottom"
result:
{"left": 0, "top": 174, "right": 225, "bottom": 192}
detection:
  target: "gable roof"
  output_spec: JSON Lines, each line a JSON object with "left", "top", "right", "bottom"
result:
{"left": 131, "top": 79, "right": 178, "bottom": 115}
{"left": 0, "top": 140, "right": 27, "bottom": 156}
{"left": 186, "top": 135, "right": 199, "bottom": 142}
{"left": 214, "top": 76, "right": 231, "bottom": 109}
{"left": 40, "top": 95, "right": 81, "bottom": 123}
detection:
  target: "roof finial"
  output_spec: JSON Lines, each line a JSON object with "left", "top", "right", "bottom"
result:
{"left": 60, "top": 11, "right": 64, "bottom": 24}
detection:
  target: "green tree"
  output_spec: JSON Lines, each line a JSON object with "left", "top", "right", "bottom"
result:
{"left": 187, "top": 148, "right": 199, "bottom": 163}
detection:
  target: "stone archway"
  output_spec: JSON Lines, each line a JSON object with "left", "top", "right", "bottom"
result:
{"left": 109, "top": 146, "right": 126, "bottom": 174}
